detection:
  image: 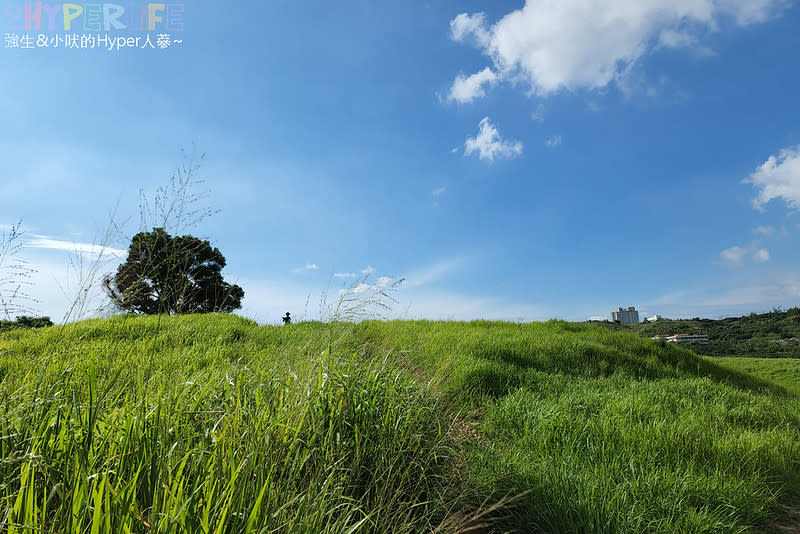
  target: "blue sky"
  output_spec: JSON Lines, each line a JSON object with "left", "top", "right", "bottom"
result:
{"left": 1, "top": 0, "right": 799, "bottom": 324}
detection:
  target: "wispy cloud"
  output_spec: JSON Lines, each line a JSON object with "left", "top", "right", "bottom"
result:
{"left": 432, "top": 187, "right": 446, "bottom": 197}
{"left": 753, "top": 249, "right": 771, "bottom": 263}
{"left": 720, "top": 246, "right": 748, "bottom": 265}
{"left": 544, "top": 135, "right": 562, "bottom": 148}
{"left": 345, "top": 276, "right": 395, "bottom": 296}
{"left": 531, "top": 103, "right": 545, "bottom": 122}
{"left": 644, "top": 268, "right": 800, "bottom": 319}
{"left": 698, "top": 271, "right": 800, "bottom": 308}
{"left": 752, "top": 225, "right": 775, "bottom": 236}
{"left": 719, "top": 245, "right": 771, "bottom": 266}
{"left": 291, "top": 263, "right": 319, "bottom": 274}
{"left": 399, "top": 289, "right": 548, "bottom": 322}
{"left": 405, "top": 256, "right": 468, "bottom": 288}
{"left": 334, "top": 265, "right": 376, "bottom": 279}
{"left": 25, "top": 235, "right": 127, "bottom": 259}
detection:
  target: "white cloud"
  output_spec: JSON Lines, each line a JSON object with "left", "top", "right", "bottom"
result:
{"left": 361, "top": 265, "right": 376, "bottom": 275}
{"left": 26, "top": 236, "right": 127, "bottom": 259}
{"left": 448, "top": 1, "right": 787, "bottom": 99}
{"left": 544, "top": 135, "right": 562, "bottom": 148}
{"left": 752, "top": 225, "right": 775, "bottom": 236}
{"left": 720, "top": 246, "right": 748, "bottom": 265}
{"left": 753, "top": 249, "right": 771, "bottom": 263}
{"left": 449, "top": 67, "right": 498, "bottom": 103}
{"left": 658, "top": 29, "right": 698, "bottom": 49}
{"left": 349, "top": 283, "right": 371, "bottom": 296}
{"left": 292, "top": 263, "right": 319, "bottom": 274}
{"left": 719, "top": 245, "right": 772, "bottom": 265}
{"left": 432, "top": 187, "right": 446, "bottom": 197}
{"left": 531, "top": 103, "right": 545, "bottom": 122}
{"left": 334, "top": 272, "right": 358, "bottom": 279}
{"left": 450, "top": 12, "right": 491, "bottom": 46}
{"left": 698, "top": 271, "right": 800, "bottom": 308}
{"left": 465, "top": 117, "right": 523, "bottom": 162}
{"left": 747, "top": 145, "right": 800, "bottom": 212}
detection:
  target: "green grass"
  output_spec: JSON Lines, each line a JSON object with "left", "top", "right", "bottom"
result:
{"left": 710, "top": 356, "right": 800, "bottom": 398}
{"left": 1, "top": 315, "right": 799, "bottom": 533}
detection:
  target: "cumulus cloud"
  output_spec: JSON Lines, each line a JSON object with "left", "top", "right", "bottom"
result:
{"left": 450, "top": 12, "right": 491, "bottom": 46}
{"left": 447, "top": 0, "right": 787, "bottom": 99}
{"left": 449, "top": 67, "right": 498, "bottom": 103}
{"left": 747, "top": 145, "right": 800, "bottom": 212}
{"left": 465, "top": 117, "right": 523, "bottom": 162}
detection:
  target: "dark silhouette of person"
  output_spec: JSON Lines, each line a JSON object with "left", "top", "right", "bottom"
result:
{"left": 282, "top": 312, "right": 292, "bottom": 325}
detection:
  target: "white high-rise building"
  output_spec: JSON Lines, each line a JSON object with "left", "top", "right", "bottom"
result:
{"left": 612, "top": 306, "right": 640, "bottom": 325}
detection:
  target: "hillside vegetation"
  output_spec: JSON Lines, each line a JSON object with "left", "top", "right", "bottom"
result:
{"left": 713, "top": 357, "right": 800, "bottom": 398}
{"left": 1, "top": 315, "right": 799, "bottom": 533}
{"left": 595, "top": 307, "right": 800, "bottom": 357}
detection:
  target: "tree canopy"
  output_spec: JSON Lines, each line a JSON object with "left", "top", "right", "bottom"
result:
{"left": 104, "top": 228, "right": 244, "bottom": 315}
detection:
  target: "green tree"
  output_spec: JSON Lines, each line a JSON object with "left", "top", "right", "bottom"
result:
{"left": 104, "top": 228, "right": 244, "bottom": 315}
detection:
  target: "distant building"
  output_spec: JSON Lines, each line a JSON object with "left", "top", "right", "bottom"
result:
{"left": 612, "top": 306, "right": 640, "bottom": 324}
{"left": 647, "top": 315, "right": 662, "bottom": 322}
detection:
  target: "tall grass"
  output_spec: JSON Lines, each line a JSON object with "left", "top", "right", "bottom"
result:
{"left": 1, "top": 316, "right": 799, "bottom": 532}
{"left": 0, "top": 316, "right": 457, "bottom": 533}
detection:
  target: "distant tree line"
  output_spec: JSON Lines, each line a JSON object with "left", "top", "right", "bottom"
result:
{"left": 0, "top": 316, "right": 53, "bottom": 334}
{"left": 595, "top": 307, "right": 800, "bottom": 357}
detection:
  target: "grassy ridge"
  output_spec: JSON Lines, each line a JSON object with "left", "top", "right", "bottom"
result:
{"left": 711, "top": 357, "right": 800, "bottom": 398}
{"left": 1, "top": 316, "right": 799, "bottom": 532}
{"left": 350, "top": 320, "right": 800, "bottom": 532}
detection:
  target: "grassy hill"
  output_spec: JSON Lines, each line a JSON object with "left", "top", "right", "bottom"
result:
{"left": 712, "top": 357, "right": 800, "bottom": 398}
{"left": 594, "top": 307, "right": 800, "bottom": 357}
{"left": 1, "top": 315, "right": 799, "bottom": 532}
